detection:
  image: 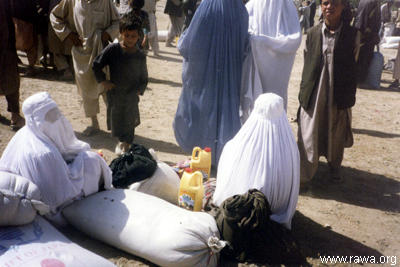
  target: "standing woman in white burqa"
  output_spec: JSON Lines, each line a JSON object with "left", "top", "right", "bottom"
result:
{"left": 240, "top": 0, "right": 302, "bottom": 123}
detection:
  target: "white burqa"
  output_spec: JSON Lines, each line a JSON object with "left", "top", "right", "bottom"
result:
{"left": 213, "top": 93, "right": 300, "bottom": 229}
{"left": 240, "top": 0, "right": 302, "bottom": 123}
{"left": 0, "top": 92, "right": 112, "bottom": 214}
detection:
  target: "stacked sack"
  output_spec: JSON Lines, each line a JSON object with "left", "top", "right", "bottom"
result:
{"left": 129, "top": 148, "right": 181, "bottom": 205}
{"left": 63, "top": 189, "right": 226, "bottom": 267}
{"left": 0, "top": 171, "right": 49, "bottom": 226}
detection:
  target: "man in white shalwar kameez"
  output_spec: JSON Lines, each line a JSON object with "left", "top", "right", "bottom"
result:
{"left": 143, "top": 0, "right": 160, "bottom": 56}
{"left": 240, "top": 0, "right": 301, "bottom": 123}
{"left": 50, "top": 0, "right": 119, "bottom": 135}
{"left": 0, "top": 92, "right": 112, "bottom": 216}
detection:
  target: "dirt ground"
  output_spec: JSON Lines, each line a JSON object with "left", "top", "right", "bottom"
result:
{"left": 0, "top": 3, "right": 399, "bottom": 267}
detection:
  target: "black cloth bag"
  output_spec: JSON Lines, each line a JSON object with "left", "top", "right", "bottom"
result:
{"left": 207, "top": 189, "right": 305, "bottom": 265}
{"left": 109, "top": 144, "right": 157, "bottom": 188}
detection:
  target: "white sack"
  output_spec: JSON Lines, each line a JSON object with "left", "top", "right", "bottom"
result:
{"left": 158, "top": 30, "right": 168, "bottom": 42}
{"left": 0, "top": 216, "right": 116, "bottom": 267}
{"left": 63, "top": 189, "right": 225, "bottom": 267}
{"left": 383, "top": 23, "right": 395, "bottom": 39}
{"left": 381, "top": 36, "right": 400, "bottom": 49}
{"left": 381, "top": 43, "right": 399, "bottom": 49}
{"left": 240, "top": 0, "right": 301, "bottom": 122}
{"left": 0, "top": 171, "right": 49, "bottom": 226}
{"left": 129, "top": 161, "right": 180, "bottom": 205}
{"left": 213, "top": 93, "right": 300, "bottom": 229}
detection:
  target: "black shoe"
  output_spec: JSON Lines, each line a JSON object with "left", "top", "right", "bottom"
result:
{"left": 40, "top": 57, "right": 48, "bottom": 69}
{"left": 389, "top": 80, "right": 399, "bottom": 88}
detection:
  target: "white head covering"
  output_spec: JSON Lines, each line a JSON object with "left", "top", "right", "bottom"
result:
{"left": 213, "top": 93, "right": 300, "bottom": 229}
{"left": 0, "top": 92, "right": 111, "bottom": 214}
{"left": 22, "top": 92, "right": 90, "bottom": 161}
{"left": 240, "top": 0, "right": 301, "bottom": 122}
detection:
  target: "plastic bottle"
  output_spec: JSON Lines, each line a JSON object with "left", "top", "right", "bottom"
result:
{"left": 178, "top": 168, "right": 204, "bottom": 211}
{"left": 190, "top": 147, "right": 212, "bottom": 179}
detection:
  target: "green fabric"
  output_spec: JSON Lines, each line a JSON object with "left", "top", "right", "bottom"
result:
{"left": 208, "top": 189, "right": 305, "bottom": 264}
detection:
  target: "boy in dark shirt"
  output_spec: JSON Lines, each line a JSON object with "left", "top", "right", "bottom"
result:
{"left": 93, "top": 14, "right": 148, "bottom": 155}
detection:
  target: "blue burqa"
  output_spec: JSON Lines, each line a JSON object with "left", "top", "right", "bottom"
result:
{"left": 173, "top": 0, "right": 249, "bottom": 166}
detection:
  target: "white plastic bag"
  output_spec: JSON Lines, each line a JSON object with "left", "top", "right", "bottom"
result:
{"left": 0, "top": 216, "right": 116, "bottom": 267}
{"left": 129, "top": 161, "right": 180, "bottom": 205}
{"left": 63, "top": 189, "right": 226, "bottom": 267}
{"left": 0, "top": 171, "right": 49, "bottom": 226}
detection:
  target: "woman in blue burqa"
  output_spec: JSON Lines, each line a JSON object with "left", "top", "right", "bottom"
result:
{"left": 173, "top": 0, "right": 249, "bottom": 166}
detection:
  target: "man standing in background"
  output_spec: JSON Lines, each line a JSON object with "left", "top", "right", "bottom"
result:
{"left": 354, "top": 0, "right": 381, "bottom": 82}
{"left": 309, "top": 0, "right": 317, "bottom": 27}
{"left": 164, "top": 0, "right": 184, "bottom": 47}
{"left": 0, "top": 0, "right": 34, "bottom": 130}
{"left": 297, "top": 0, "right": 360, "bottom": 186}
{"left": 143, "top": 0, "right": 160, "bottom": 55}
{"left": 48, "top": 0, "right": 74, "bottom": 80}
{"left": 50, "top": 0, "right": 119, "bottom": 136}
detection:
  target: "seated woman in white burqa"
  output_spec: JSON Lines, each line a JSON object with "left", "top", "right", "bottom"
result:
{"left": 213, "top": 93, "right": 300, "bottom": 229}
{"left": 0, "top": 92, "right": 112, "bottom": 215}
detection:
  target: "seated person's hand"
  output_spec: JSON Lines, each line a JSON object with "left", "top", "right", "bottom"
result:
{"left": 68, "top": 32, "right": 83, "bottom": 46}
{"left": 101, "top": 81, "right": 115, "bottom": 91}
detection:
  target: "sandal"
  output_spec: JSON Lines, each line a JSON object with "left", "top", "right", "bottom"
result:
{"left": 10, "top": 117, "right": 25, "bottom": 131}
{"left": 82, "top": 126, "right": 100, "bottom": 137}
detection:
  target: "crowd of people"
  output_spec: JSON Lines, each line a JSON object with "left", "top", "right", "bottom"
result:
{"left": 0, "top": 0, "right": 399, "bottom": 258}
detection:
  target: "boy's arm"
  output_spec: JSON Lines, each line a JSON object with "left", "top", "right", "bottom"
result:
{"left": 138, "top": 56, "right": 148, "bottom": 95}
{"left": 92, "top": 45, "right": 112, "bottom": 84}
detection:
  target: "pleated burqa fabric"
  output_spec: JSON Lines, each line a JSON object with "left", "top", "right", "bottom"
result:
{"left": 173, "top": 0, "right": 249, "bottom": 166}
{"left": 240, "top": 0, "right": 301, "bottom": 122}
{"left": 213, "top": 93, "right": 300, "bottom": 229}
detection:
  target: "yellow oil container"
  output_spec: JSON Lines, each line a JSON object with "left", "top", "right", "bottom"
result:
{"left": 178, "top": 168, "right": 204, "bottom": 211}
{"left": 190, "top": 147, "right": 211, "bottom": 179}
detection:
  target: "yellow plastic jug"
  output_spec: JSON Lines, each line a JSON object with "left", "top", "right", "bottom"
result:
{"left": 178, "top": 168, "right": 204, "bottom": 211}
{"left": 190, "top": 147, "right": 211, "bottom": 179}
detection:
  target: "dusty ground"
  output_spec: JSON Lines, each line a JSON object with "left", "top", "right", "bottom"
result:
{"left": 0, "top": 3, "right": 399, "bottom": 267}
